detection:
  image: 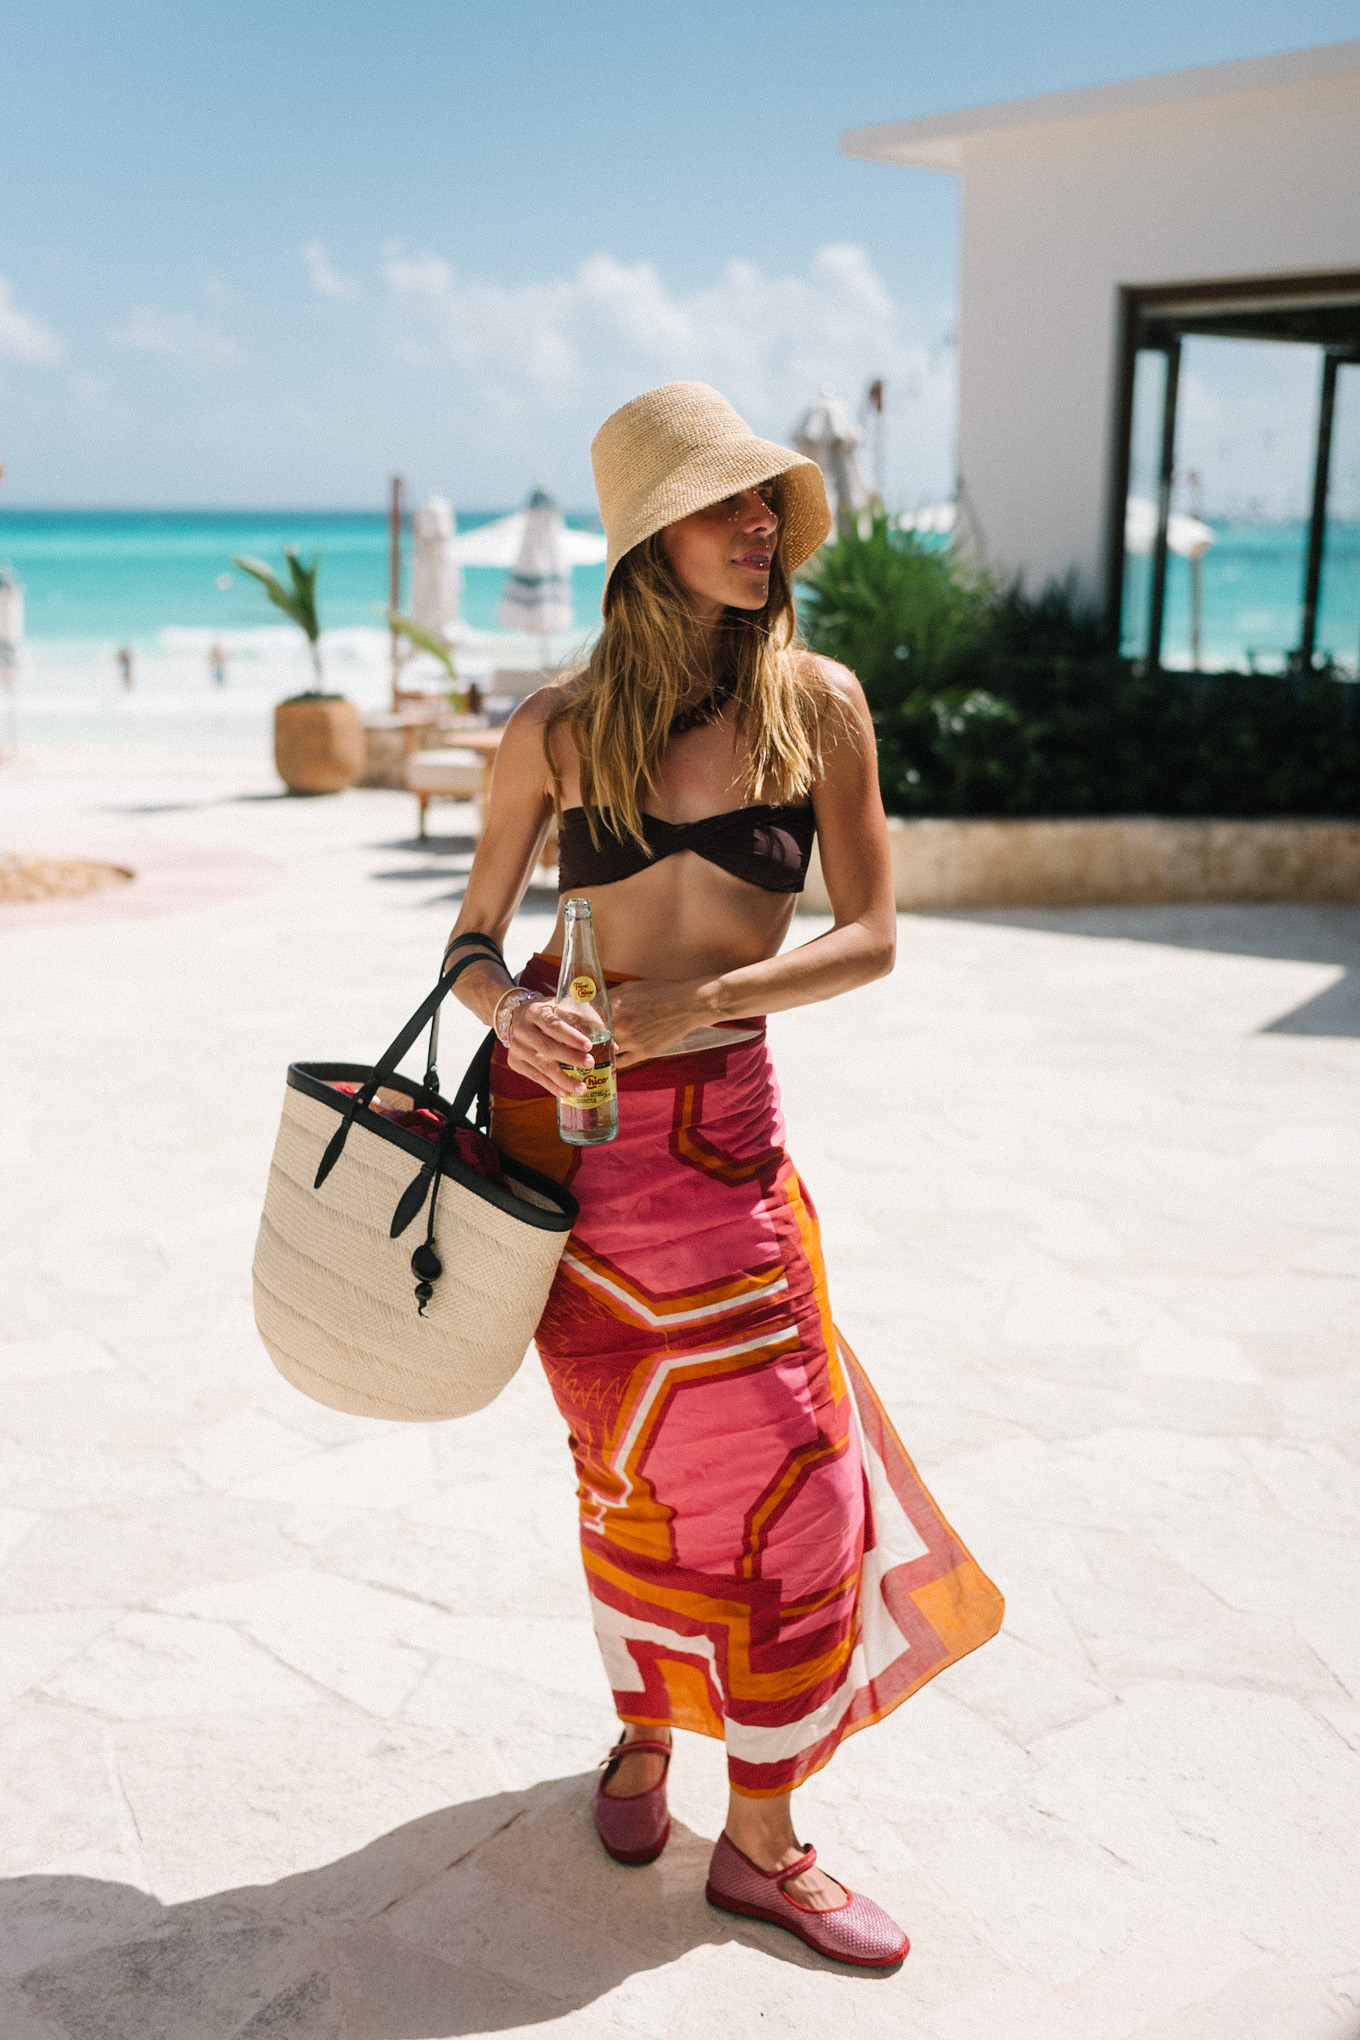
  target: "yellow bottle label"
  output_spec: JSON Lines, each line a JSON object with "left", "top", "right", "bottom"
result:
{"left": 561, "top": 1059, "right": 616, "bottom": 1108}
{"left": 570, "top": 974, "right": 596, "bottom": 1002}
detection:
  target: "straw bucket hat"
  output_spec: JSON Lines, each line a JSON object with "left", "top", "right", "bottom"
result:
{"left": 591, "top": 382, "right": 832, "bottom": 607}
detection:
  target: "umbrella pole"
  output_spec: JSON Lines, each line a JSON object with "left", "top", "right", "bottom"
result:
{"left": 389, "top": 474, "right": 404, "bottom": 710}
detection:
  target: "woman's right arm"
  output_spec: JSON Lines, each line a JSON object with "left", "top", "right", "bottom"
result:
{"left": 443, "top": 694, "right": 593, "bottom": 1099}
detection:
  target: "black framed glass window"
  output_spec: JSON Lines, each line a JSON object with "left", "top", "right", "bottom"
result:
{"left": 1108, "top": 276, "right": 1360, "bottom": 678}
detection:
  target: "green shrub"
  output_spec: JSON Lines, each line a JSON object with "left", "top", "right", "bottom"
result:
{"left": 794, "top": 514, "right": 993, "bottom": 703}
{"left": 798, "top": 517, "right": 1360, "bottom": 819}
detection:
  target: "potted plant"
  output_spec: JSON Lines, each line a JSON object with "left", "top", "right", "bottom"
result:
{"left": 232, "top": 547, "right": 364, "bottom": 794}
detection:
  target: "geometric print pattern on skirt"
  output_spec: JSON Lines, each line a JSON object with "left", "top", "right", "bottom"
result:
{"left": 491, "top": 953, "right": 1003, "bottom": 1797}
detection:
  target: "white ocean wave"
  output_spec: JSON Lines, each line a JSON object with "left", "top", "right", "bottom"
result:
{"left": 4, "top": 618, "right": 600, "bottom": 748}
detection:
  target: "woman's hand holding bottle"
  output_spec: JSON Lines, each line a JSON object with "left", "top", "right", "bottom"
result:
{"left": 503, "top": 997, "right": 598, "bottom": 1101}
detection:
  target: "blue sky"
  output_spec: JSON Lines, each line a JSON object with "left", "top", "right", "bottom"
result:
{"left": 3, "top": 0, "right": 1358, "bottom": 509}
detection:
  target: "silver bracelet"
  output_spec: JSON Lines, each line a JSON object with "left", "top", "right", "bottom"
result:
{"left": 493, "top": 987, "right": 536, "bottom": 1048}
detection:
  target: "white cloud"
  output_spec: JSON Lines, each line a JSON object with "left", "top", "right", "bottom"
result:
{"left": 0, "top": 277, "right": 67, "bottom": 365}
{"left": 381, "top": 241, "right": 950, "bottom": 451}
{"left": 112, "top": 307, "right": 243, "bottom": 368}
{"left": 302, "top": 241, "right": 360, "bottom": 302}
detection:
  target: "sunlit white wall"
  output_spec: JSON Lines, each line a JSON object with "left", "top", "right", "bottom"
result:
{"left": 853, "top": 49, "right": 1360, "bottom": 598}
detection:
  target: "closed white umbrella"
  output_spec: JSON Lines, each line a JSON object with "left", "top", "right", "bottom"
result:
{"left": 496, "top": 487, "right": 576, "bottom": 637}
{"left": 410, "top": 493, "right": 463, "bottom": 637}
{"left": 793, "top": 385, "right": 872, "bottom": 527}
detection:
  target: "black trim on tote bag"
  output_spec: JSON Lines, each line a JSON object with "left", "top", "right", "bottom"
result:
{"left": 296, "top": 934, "right": 577, "bottom": 1315}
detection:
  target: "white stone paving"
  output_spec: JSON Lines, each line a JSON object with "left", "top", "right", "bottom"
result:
{"left": 2, "top": 740, "right": 1358, "bottom": 2039}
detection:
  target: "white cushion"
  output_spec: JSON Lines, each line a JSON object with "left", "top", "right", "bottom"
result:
{"left": 405, "top": 748, "right": 484, "bottom": 796}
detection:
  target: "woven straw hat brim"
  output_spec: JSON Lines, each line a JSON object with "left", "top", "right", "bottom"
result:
{"left": 592, "top": 382, "right": 833, "bottom": 607}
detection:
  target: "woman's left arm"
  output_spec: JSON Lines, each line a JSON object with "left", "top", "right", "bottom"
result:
{"left": 612, "top": 662, "right": 895, "bottom": 1062}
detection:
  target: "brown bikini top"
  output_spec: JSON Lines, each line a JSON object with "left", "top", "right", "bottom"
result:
{"left": 556, "top": 803, "right": 816, "bottom": 895}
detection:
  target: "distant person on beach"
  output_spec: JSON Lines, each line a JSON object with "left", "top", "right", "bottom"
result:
{"left": 117, "top": 646, "right": 134, "bottom": 691}
{"left": 209, "top": 643, "right": 228, "bottom": 688}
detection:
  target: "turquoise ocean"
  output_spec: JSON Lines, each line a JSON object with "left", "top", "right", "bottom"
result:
{"left": 3, "top": 507, "right": 1358, "bottom": 666}
{"left": 0, "top": 509, "right": 608, "bottom": 647}
{"left": 1122, "top": 518, "right": 1360, "bottom": 675}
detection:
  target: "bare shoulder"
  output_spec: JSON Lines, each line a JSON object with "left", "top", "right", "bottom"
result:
{"left": 798, "top": 650, "right": 867, "bottom": 714}
{"left": 494, "top": 679, "right": 583, "bottom": 798}
{"left": 796, "top": 652, "right": 872, "bottom": 771}
{"left": 498, "top": 680, "right": 572, "bottom": 754}
{"left": 503, "top": 677, "right": 573, "bottom": 735}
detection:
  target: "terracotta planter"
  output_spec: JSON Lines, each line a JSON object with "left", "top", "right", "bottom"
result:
{"left": 273, "top": 697, "right": 365, "bottom": 795}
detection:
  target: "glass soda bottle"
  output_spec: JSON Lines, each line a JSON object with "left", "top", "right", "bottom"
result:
{"left": 555, "top": 897, "right": 618, "bottom": 1146}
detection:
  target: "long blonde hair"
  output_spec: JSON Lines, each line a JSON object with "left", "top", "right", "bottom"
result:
{"left": 545, "top": 521, "right": 836, "bottom": 847}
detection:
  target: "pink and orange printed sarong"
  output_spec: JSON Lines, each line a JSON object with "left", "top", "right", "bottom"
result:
{"left": 491, "top": 955, "right": 1002, "bottom": 1797}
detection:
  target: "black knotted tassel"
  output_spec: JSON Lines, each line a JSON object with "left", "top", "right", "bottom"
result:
{"left": 406, "top": 1129, "right": 451, "bottom": 1316}
{"left": 411, "top": 1238, "right": 442, "bottom": 1315}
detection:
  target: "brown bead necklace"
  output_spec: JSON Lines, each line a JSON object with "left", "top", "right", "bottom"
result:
{"left": 668, "top": 680, "right": 734, "bottom": 739}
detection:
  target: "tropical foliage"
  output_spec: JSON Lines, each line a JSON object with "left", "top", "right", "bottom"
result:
{"left": 232, "top": 548, "right": 328, "bottom": 690}
{"left": 798, "top": 518, "right": 1360, "bottom": 819}
{"left": 389, "top": 611, "right": 459, "bottom": 689}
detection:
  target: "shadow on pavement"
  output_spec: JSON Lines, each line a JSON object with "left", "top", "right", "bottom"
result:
{"left": 376, "top": 835, "right": 480, "bottom": 857}
{"left": 4, "top": 1774, "right": 856, "bottom": 2036}
{"left": 943, "top": 903, "right": 1360, "bottom": 1038}
{"left": 95, "top": 799, "right": 222, "bottom": 815}
{"left": 95, "top": 793, "right": 301, "bottom": 814}
{"left": 370, "top": 865, "right": 475, "bottom": 886}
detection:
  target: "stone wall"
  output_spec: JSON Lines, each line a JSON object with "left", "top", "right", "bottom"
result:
{"left": 798, "top": 816, "right": 1360, "bottom": 912}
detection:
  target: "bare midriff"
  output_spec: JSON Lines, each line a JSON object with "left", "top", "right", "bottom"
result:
{"left": 543, "top": 847, "right": 799, "bottom": 981}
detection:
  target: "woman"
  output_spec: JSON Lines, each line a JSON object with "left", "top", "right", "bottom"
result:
{"left": 445, "top": 383, "right": 1001, "bottom": 1968}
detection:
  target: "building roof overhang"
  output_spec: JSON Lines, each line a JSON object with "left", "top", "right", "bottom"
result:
{"left": 841, "top": 39, "right": 1360, "bottom": 171}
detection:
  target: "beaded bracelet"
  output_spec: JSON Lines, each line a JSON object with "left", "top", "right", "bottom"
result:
{"left": 493, "top": 986, "right": 537, "bottom": 1048}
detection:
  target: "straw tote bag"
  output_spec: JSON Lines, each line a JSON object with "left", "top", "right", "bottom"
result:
{"left": 252, "top": 934, "right": 578, "bottom": 1423}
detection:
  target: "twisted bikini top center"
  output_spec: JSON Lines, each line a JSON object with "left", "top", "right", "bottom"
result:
{"left": 557, "top": 802, "right": 815, "bottom": 896}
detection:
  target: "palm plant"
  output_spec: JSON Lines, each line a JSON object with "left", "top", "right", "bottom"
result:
{"left": 798, "top": 514, "right": 993, "bottom": 705}
{"left": 388, "top": 611, "right": 459, "bottom": 688}
{"left": 232, "top": 548, "right": 325, "bottom": 689}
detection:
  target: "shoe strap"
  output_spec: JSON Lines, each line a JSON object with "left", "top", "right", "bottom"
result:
{"left": 776, "top": 1844, "right": 817, "bottom": 1885}
{"left": 599, "top": 1738, "right": 673, "bottom": 1771}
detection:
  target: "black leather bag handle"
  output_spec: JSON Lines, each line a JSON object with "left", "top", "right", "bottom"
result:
{"left": 313, "top": 933, "right": 505, "bottom": 1190}
{"left": 424, "top": 932, "right": 503, "bottom": 1094}
{"left": 448, "top": 1025, "right": 496, "bottom": 1134}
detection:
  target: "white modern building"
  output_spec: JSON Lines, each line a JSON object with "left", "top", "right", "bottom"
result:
{"left": 844, "top": 43, "right": 1360, "bottom": 667}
